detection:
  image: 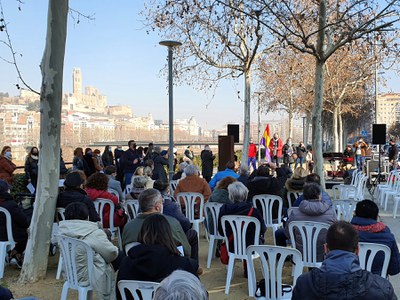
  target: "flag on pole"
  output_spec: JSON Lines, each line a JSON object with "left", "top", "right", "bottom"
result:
{"left": 260, "top": 124, "right": 271, "bottom": 161}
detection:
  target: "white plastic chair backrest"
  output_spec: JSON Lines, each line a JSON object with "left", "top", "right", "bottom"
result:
{"left": 204, "top": 202, "right": 224, "bottom": 237}
{"left": 108, "top": 188, "right": 119, "bottom": 201}
{"left": 93, "top": 198, "right": 115, "bottom": 229}
{"left": 246, "top": 245, "right": 303, "bottom": 299}
{"left": 335, "top": 200, "right": 356, "bottom": 222}
{"left": 176, "top": 192, "right": 205, "bottom": 222}
{"left": 332, "top": 185, "right": 357, "bottom": 201}
{"left": 118, "top": 280, "right": 159, "bottom": 300}
{"left": 125, "top": 200, "right": 139, "bottom": 221}
{"left": 169, "top": 180, "right": 178, "bottom": 195}
{"left": 0, "top": 207, "right": 15, "bottom": 247}
{"left": 124, "top": 184, "right": 133, "bottom": 197}
{"left": 286, "top": 192, "right": 301, "bottom": 209}
{"left": 57, "top": 235, "right": 94, "bottom": 290}
{"left": 350, "top": 170, "right": 361, "bottom": 186}
{"left": 288, "top": 221, "right": 330, "bottom": 267}
{"left": 221, "top": 215, "right": 261, "bottom": 258}
{"left": 56, "top": 207, "right": 66, "bottom": 222}
{"left": 252, "top": 194, "right": 283, "bottom": 227}
{"left": 358, "top": 242, "right": 391, "bottom": 278}
{"left": 355, "top": 175, "right": 368, "bottom": 200}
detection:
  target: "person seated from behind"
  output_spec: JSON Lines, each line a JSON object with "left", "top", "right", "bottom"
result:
{"left": 292, "top": 173, "right": 332, "bottom": 207}
{"left": 122, "top": 189, "right": 192, "bottom": 258}
{"left": 143, "top": 166, "right": 155, "bottom": 189}
{"left": 173, "top": 162, "right": 188, "bottom": 181}
{"left": 284, "top": 167, "right": 308, "bottom": 207}
{"left": 351, "top": 200, "right": 400, "bottom": 276}
{"left": 0, "top": 180, "right": 29, "bottom": 267}
{"left": 237, "top": 165, "right": 249, "bottom": 187}
{"left": 209, "top": 176, "right": 237, "bottom": 204}
{"left": 209, "top": 161, "right": 239, "bottom": 191}
{"left": 59, "top": 202, "right": 121, "bottom": 300}
{"left": 275, "top": 182, "right": 336, "bottom": 262}
{"left": 292, "top": 221, "right": 396, "bottom": 300}
{"left": 57, "top": 171, "right": 100, "bottom": 222}
{"left": 117, "top": 214, "right": 200, "bottom": 300}
{"left": 104, "top": 165, "right": 125, "bottom": 203}
{"left": 129, "top": 176, "right": 148, "bottom": 200}
{"left": 153, "top": 270, "right": 209, "bottom": 300}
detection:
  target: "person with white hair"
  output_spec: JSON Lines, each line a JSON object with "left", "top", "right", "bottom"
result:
{"left": 174, "top": 164, "right": 212, "bottom": 207}
{"left": 200, "top": 145, "right": 215, "bottom": 182}
{"left": 172, "top": 162, "right": 188, "bottom": 180}
{"left": 153, "top": 270, "right": 208, "bottom": 300}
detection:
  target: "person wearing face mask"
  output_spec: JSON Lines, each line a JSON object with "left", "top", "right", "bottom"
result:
{"left": 0, "top": 146, "right": 16, "bottom": 185}
{"left": 101, "top": 145, "right": 114, "bottom": 167}
{"left": 282, "top": 138, "right": 294, "bottom": 168}
{"left": 24, "top": 147, "right": 39, "bottom": 189}
{"left": 83, "top": 148, "right": 96, "bottom": 177}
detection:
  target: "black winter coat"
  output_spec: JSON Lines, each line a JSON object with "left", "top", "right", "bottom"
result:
{"left": 201, "top": 150, "right": 215, "bottom": 178}
{"left": 57, "top": 188, "right": 100, "bottom": 222}
{"left": 152, "top": 153, "right": 168, "bottom": 182}
{"left": 247, "top": 168, "right": 288, "bottom": 201}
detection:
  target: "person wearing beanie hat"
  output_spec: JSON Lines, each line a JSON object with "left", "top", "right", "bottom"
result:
{"left": 57, "top": 171, "right": 100, "bottom": 222}
{"left": 0, "top": 179, "right": 29, "bottom": 267}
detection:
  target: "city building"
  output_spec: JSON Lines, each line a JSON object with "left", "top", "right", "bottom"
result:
{"left": 376, "top": 93, "right": 400, "bottom": 126}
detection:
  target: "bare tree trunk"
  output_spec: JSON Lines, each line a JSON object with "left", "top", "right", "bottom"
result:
{"left": 305, "top": 113, "right": 311, "bottom": 145}
{"left": 288, "top": 109, "right": 293, "bottom": 139}
{"left": 242, "top": 69, "right": 251, "bottom": 167}
{"left": 19, "top": 0, "right": 68, "bottom": 283}
{"left": 339, "top": 112, "right": 343, "bottom": 151}
{"left": 333, "top": 106, "right": 339, "bottom": 152}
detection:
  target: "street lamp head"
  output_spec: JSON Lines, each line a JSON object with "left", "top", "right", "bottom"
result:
{"left": 159, "top": 40, "right": 182, "bottom": 47}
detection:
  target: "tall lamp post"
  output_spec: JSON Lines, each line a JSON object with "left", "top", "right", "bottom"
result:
{"left": 159, "top": 40, "right": 182, "bottom": 181}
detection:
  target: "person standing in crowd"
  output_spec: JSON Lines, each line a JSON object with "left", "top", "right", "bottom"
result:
{"left": 144, "top": 142, "right": 154, "bottom": 162}
{"left": 295, "top": 142, "right": 306, "bottom": 169}
{"left": 83, "top": 148, "right": 96, "bottom": 177}
{"left": 247, "top": 138, "right": 257, "bottom": 172}
{"left": 101, "top": 145, "right": 114, "bottom": 167}
{"left": 24, "top": 147, "right": 39, "bottom": 189}
{"left": 292, "top": 222, "right": 396, "bottom": 300}
{"left": 104, "top": 165, "right": 125, "bottom": 203}
{"left": 72, "top": 147, "right": 86, "bottom": 171}
{"left": 114, "top": 145, "right": 125, "bottom": 184}
{"left": 59, "top": 148, "right": 68, "bottom": 178}
{"left": 0, "top": 146, "right": 16, "bottom": 185}
{"left": 343, "top": 144, "right": 354, "bottom": 168}
{"left": 269, "top": 133, "right": 283, "bottom": 165}
{"left": 153, "top": 147, "right": 169, "bottom": 182}
{"left": 282, "top": 138, "right": 294, "bottom": 168}
{"left": 388, "top": 139, "right": 399, "bottom": 170}
{"left": 93, "top": 149, "right": 104, "bottom": 172}
{"left": 184, "top": 145, "right": 194, "bottom": 164}
{"left": 200, "top": 145, "right": 215, "bottom": 183}
{"left": 121, "top": 140, "right": 140, "bottom": 188}
{"left": 306, "top": 146, "right": 314, "bottom": 174}
{"left": 353, "top": 138, "right": 368, "bottom": 171}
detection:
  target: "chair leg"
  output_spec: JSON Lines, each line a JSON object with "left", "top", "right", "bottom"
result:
{"left": 207, "top": 237, "right": 216, "bottom": 269}
{"left": 56, "top": 255, "right": 63, "bottom": 280}
{"left": 60, "top": 282, "right": 69, "bottom": 300}
{"left": 393, "top": 198, "right": 399, "bottom": 219}
{"left": 193, "top": 222, "right": 200, "bottom": 245}
{"left": 225, "top": 257, "right": 235, "bottom": 294}
{"left": 117, "top": 228, "right": 123, "bottom": 251}
{"left": 384, "top": 194, "right": 390, "bottom": 211}
{"left": 0, "top": 245, "right": 7, "bottom": 279}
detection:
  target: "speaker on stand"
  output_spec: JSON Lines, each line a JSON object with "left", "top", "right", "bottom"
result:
{"left": 372, "top": 124, "right": 387, "bottom": 189}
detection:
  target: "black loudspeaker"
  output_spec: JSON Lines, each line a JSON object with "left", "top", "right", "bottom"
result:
{"left": 227, "top": 124, "right": 239, "bottom": 143}
{"left": 218, "top": 135, "right": 234, "bottom": 171}
{"left": 372, "top": 124, "right": 386, "bottom": 145}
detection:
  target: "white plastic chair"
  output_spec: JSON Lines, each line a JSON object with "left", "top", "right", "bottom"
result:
{"left": 0, "top": 207, "right": 15, "bottom": 279}
{"left": 332, "top": 185, "right": 357, "bottom": 201}
{"left": 374, "top": 170, "right": 398, "bottom": 201}
{"left": 335, "top": 200, "right": 356, "bottom": 222}
{"left": 252, "top": 194, "right": 283, "bottom": 245}
{"left": 58, "top": 235, "right": 94, "bottom": 300}
{"left": 288, "top": 221, "right": 330, "bottom": 268}
{"left": 377, "top": 172, "right": 399, "bottom": 206}
{"left": 125, "top": 199, "right": 139, "bottom": 221}
{"left": 55, "top": 207, "right": 66, "bottom": 280}
{"left": 246, "top": 245, "right": 303, "bottom": 299}
{"left": 93, "top": 198, "right": 123, "bottom": 250}
{"left": 118, "top": 280, "right": 160, "bottom": 300}
{"left": 124, "top": 184, "right": 133, "bottom": 198}
{"left": 204, "top": 202, "right": 224, "bottom": 268}
{"left": 354, "top": 174, "right": 368, "bottom": 201}
{"left": 221, "top": 215, "right": 261, "bottom": 294}
{"left": 176, "top": 192, "right": 205, "bottom": 243}
{"left": 169, "top": 180, "right": 178, "bottom": 195}
{"left": 358, "top": 242, "right": 391, "bottom": 278}
{"left": 381, "top": 178, "right": 400, "bottom": 211}
{"left": 108, "top": 188, "right": 119, "bottom": 201}
{"left": 286, "top": 192, "right": 300, "bottom": 209}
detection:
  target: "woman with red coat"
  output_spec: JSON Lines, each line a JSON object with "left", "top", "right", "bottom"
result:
{"left": 0, "top": 146, "right": 16, "bottom": 185}
{"left": 85, "top": 172, "right": 127, "bottom": 229}
{"left": 268, "top": 133, "right": 283, "bottom": 165}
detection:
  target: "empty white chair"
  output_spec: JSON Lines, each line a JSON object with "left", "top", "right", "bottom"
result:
{"left": 58, "top": 235, "right": 94, "bottom": 300}
{"left": 221, "top": 215, "right": 261, "bottom": 294}
{"left": 332, "top": 185, "right": 357, "bottom": 201}
{"left": 93, "top": 198, "right": 122, "bottom": 250}
{"left": 374, "top": 170, "right": 398, "bottom": 201}
{"left": 288, "top": 221, "right": 330, "bottom": 268}
{"left": 125, "top": 199, "right": 139, "bottom": 221}
{"left": 169, "top": 180, "right": 178, "bottom": 196}
{"left": 335, "top": 200, "right": 356, "bottom": 222}
{"left": 380, "top": 178, "right": 400, "bottom": 211}
{"left": 246, "top": 245, "right": 303, "bottom": 299}
{"left": 0, "top": 207, "right": 15, "bottom": 279}
{"left": 252, "top": 194, "right": 283, "bottom": 245}
{"left": 176, "top": 192, "right": 205, "bottom": 243}
{"left": 55, "top": 207, "right": 66, "bottom": 280}
{"left": 358, "top": 242, "right": 391, "bottom": 278}
{"left": 118, "top": 280, "right": 159, "bottom": 300}
{"left": 204, "top": 202, "right": 224, "bottom": 268}
{"left": 286, "top": 191, "right": 301, "bottom": 209}
{"left": 354, "top": 174, "right": 368, "bottom": 201}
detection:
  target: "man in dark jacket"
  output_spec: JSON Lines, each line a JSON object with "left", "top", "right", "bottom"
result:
{"left": 121, "top": 140, "right": 140, "bottom": 188}
{"left": 388, "top": 139, "right": 399, "bottom": 170}
{"left": 56, "top": 172, "right": 100, "bottom": 222}
{"left": 200, "top": 145, "right": 215, "bottom": 182}
{"left": 292, "top": 221, "right": 396, "bottom": 300}
{"left": 351, "top": 200, "right": 400, "bottom": 276}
